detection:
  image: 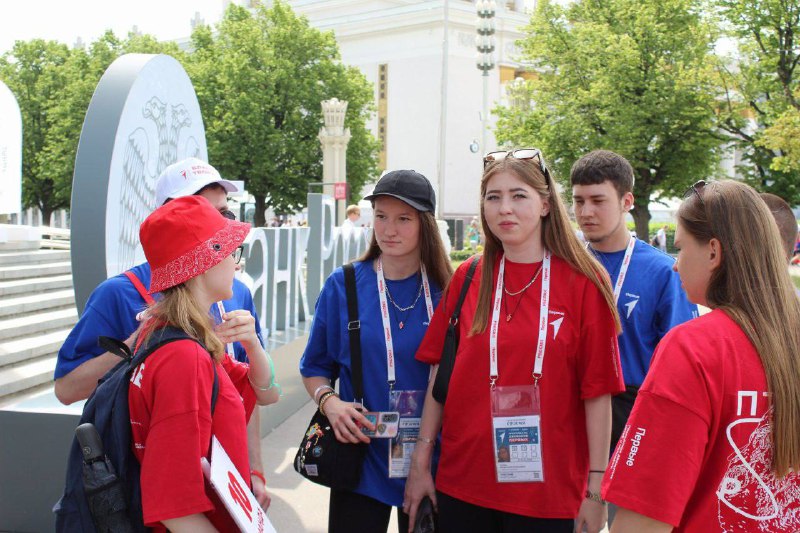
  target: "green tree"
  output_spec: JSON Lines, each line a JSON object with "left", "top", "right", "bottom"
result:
{"left": 494, "top": 0, "right": 721, "bottom": 238}
{"left": 0, "top": 33, "right": 185, "bottom": 224}
{"left": 0, "top": 40, "right": 71, "bottom": 224}
{"left": 715, "top": 0, "right": 800, "bottom": 203}
{"left": 187, "top": 1, "right": 379, "bottom": 226}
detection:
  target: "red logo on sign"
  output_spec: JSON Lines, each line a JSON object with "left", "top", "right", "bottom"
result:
{"left": 228, "top": 470, "right": 253, "bottom": 522}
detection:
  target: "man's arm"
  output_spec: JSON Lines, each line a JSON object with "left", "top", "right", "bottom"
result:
{"left": 55, "top": 327, "right": 138, "bottom": 405}
{"left": 55, "top": 352, "right": 121, "bottom": 405}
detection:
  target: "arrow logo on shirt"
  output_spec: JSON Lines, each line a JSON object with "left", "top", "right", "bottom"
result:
{"left": 550, "top": 317, "right": 564, "bottom": 340}
{"left": 624, "top": 298, "right": 639, "bottom": 318}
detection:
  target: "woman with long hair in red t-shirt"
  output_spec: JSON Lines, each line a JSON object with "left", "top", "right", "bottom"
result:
{"left": 404, "top": 150, "right": 623, "bottom": 533}
{"left": 602, "top": 180, "right": 800, "bottom": 532}
{"left": 130, "top": 196, "right": 279, "bottom": 532}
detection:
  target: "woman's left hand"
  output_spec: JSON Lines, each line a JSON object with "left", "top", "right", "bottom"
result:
{"left": 251, "top": 473, "right": 271, "bottom": 511}
{"left": 216, "top": 310, "right": 260, "bottom": 350}
{"left": 575, "top": 498, "right": 607, "bottom": 533}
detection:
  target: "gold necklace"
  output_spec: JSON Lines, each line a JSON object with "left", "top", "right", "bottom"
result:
{"left": 503, "top": 264, "right": 543, "bottom": 297}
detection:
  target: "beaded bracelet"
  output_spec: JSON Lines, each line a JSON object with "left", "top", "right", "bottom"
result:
{"left": 318, "top": 391, "right": 338, "bottom": 417}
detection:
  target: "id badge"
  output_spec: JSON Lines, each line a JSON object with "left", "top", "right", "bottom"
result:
{"left": 490, "top": 384, "right": 544, "bottom": 483}
{"left": 388, "top": 390, "right": 426, "bottom": 478}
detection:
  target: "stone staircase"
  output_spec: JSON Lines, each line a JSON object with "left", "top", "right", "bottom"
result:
{"left": 0, "top": 246, "right": 76, "bottom": 405}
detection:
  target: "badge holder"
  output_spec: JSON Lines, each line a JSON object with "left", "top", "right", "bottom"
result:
{"left": 388, "top": 389, "right": 426, "bottom": 478}
{"left": 490, "top": 384, "right": 544, "bottom": 483}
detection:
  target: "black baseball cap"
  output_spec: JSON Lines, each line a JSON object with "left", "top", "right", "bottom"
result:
{"left": 363, "top": 169, "right": 436, "bottom": 213}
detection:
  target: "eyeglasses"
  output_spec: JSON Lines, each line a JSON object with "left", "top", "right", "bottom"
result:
{"left": 484, "top": 148, "right": 551, "bottom": 181}
{"left": 221, "top": 209, "right": 236, "bottom": 221}
{"left": 231, "top": 245, "right": 244, "bottom": 264}
{"left": 684, "top": 180, "right": 706, "bottom": 206}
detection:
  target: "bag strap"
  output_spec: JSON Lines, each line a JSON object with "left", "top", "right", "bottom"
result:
{"left": 124, "top": 270, "right": 155, "bottom": 306}
{"left": 343, "top": 263, "right": 364, "bottom": 401}
{"left": 449, "top": 257, "right": 479, "bottom": 326}
{"left": 131, "top": 327, "right": 220, "bottom": 415}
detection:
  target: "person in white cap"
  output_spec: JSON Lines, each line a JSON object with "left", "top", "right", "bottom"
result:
{"left": 54, "top": 158, "right": 276, "bottom": 508}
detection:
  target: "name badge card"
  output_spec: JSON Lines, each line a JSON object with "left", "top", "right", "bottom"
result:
{"left": 490, "top": 384, "right": 544, "bottom": 483}
{"left": 201, "top": 436, "right": 278, "bottom": 533}
{"left": 388, "top": 389, "right": 426, "bottom": 478}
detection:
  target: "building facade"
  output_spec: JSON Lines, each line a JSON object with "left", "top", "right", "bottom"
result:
{"left": 271, "top": 0, "right": 536, "bottom": 217}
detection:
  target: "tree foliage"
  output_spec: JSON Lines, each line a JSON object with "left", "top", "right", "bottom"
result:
{"left": 187, "top": 1, "right": 379, "bottom": 226}
{"left": 715, "top": 0, "right": 800, "bottom": 203}
{"left": 0, "top": 33, "right": 184, "bottom": 224}
{"left": 494, "top": 0, "right": 721, "bottom": 238}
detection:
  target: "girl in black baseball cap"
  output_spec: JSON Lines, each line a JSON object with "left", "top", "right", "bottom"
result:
{"left": 300, "top": 170, "right": 452, "bottom": 532}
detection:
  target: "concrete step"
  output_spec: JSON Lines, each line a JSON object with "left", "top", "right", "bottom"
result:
{"left": 0, "top": 274, "right": 73, "bottom": 298}
{"left": 0, "top": 262, "right": 72, "bottom": 281}
{"left": 0, "top": 290, "right": 74, "bottom": 318}
{"left": 0, "top": 354, "right": 56, "bottom": 399}
{"left": 0, "top": 308, "right": 77, "bottom": 342}
{"left": 0, "top": 250, "right": 70, "bottom": 266}
{"left": 0, "top": 328, "right": 71, "bottom": 368}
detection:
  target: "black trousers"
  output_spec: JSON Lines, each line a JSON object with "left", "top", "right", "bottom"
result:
{"left": 611, "top": 385, "right": 640, "bottom": 453}
{"left": 436, "top": 491, "right": 573, "bottom": 533}
{"left": 329, "top": 488, "right": 410, "bottom": 533}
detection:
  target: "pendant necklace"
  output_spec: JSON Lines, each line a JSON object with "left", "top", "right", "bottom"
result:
{"left": 502, "top": 264, "right": 543, "bottom": 322}
{"left": 385, "top": 275, "right": 423, "bottom": 329}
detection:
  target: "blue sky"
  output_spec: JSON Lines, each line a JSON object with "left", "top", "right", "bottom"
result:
{"left": 0, "top": 0, "right": 227, "bottom": 55}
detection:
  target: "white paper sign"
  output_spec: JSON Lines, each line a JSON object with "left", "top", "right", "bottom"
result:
{"left": 201, "top": 436, "right": 277, "bottom": 533}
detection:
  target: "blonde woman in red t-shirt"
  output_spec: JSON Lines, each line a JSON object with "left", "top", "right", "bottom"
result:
{"left": 602, "top": 180, "right": 800, "bottom": 532}
{"left": 129, "top": 196, "right": 280, "bottom": 532}
{"left": 404, "top": 150, "right": 624, "bottom": 533}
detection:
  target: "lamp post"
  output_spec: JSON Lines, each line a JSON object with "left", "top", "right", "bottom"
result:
{"left": 476, "top": 0, "right": 497, "bottom": 155}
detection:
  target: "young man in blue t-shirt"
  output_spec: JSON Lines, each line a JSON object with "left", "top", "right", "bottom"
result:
{"left": 570, "top": 150, "right": 697, "bottom": 454}
{"left": 54, "top": 158, "right": 273, "bottom": 508}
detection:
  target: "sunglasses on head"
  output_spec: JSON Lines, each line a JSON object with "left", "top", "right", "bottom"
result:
{"left": 684, "top": 180, "right": 706, "bottom": 206}
{"left": 483, "top": 149, "right": 551, "bottom": 181}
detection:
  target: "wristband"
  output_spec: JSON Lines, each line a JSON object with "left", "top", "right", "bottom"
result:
{"left": 250, "top": 469, "right": 267, "bottom": 485}
{"left": 588, "top": 469, "right": 606, "bottom": 475}
{"left": 313, "top": 384, "right": 334, "bottom": 404}
{"left": 416, "top": 436, "right": 435, "bottom": 445}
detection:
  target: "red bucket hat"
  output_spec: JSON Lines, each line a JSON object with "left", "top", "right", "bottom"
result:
{"left": 140, "top": 196, "right": 251, "bottom": 294}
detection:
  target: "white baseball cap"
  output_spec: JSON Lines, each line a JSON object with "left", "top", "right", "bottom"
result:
{"left": 155, "top": 158, "right": 239, "bottom": 206}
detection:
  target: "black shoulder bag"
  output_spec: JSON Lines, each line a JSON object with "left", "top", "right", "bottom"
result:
{"left": 432, "top": 257, "right": 479, "bottom": 404}
{"left": 294, "top": 263, "right": 368, "bottom": 490}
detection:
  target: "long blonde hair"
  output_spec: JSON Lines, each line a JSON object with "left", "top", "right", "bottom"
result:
{"left": 470, "top": 157, "right": 621, "bottom": 335}
{"left": 678, "top": 180, "right": 800, "bottom": 476}
{"left": 359, "top": 210, "right": 454, "bottom": 290}
{"left": 137, "top": 283, "right": 224, "bottom": 361}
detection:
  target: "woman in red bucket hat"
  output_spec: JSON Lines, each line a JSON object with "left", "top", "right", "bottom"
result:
{"left": 128, "top": 195, "right": 279, "bottom": 532}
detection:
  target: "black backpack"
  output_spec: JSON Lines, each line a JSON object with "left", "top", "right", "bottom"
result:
{"left": 54, "top": 327, "right": 218, "bottom": 532}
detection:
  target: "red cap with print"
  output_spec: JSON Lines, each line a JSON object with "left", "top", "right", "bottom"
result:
{"left": 140, "top": 196, "right": 251, "bottom": 294}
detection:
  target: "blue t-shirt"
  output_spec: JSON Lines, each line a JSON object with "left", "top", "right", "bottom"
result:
{"left": 55, "top": 262, "right": 263, "bottom": 379}
{"left": 592, "top": 240, "right": 697, "bottom": 386}
{"left": 299, "top": 260, "right": 441, "bottom": 507}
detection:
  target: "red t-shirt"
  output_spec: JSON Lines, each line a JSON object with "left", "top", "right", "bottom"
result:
{"left": 129, "top": 340, "right": 257, "bottom": 531}
{"left": 417, "top": 255, "right": 624, "bottom": 518}
{"left": 602, "top": 309, "right": 800, "bottom": 531}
